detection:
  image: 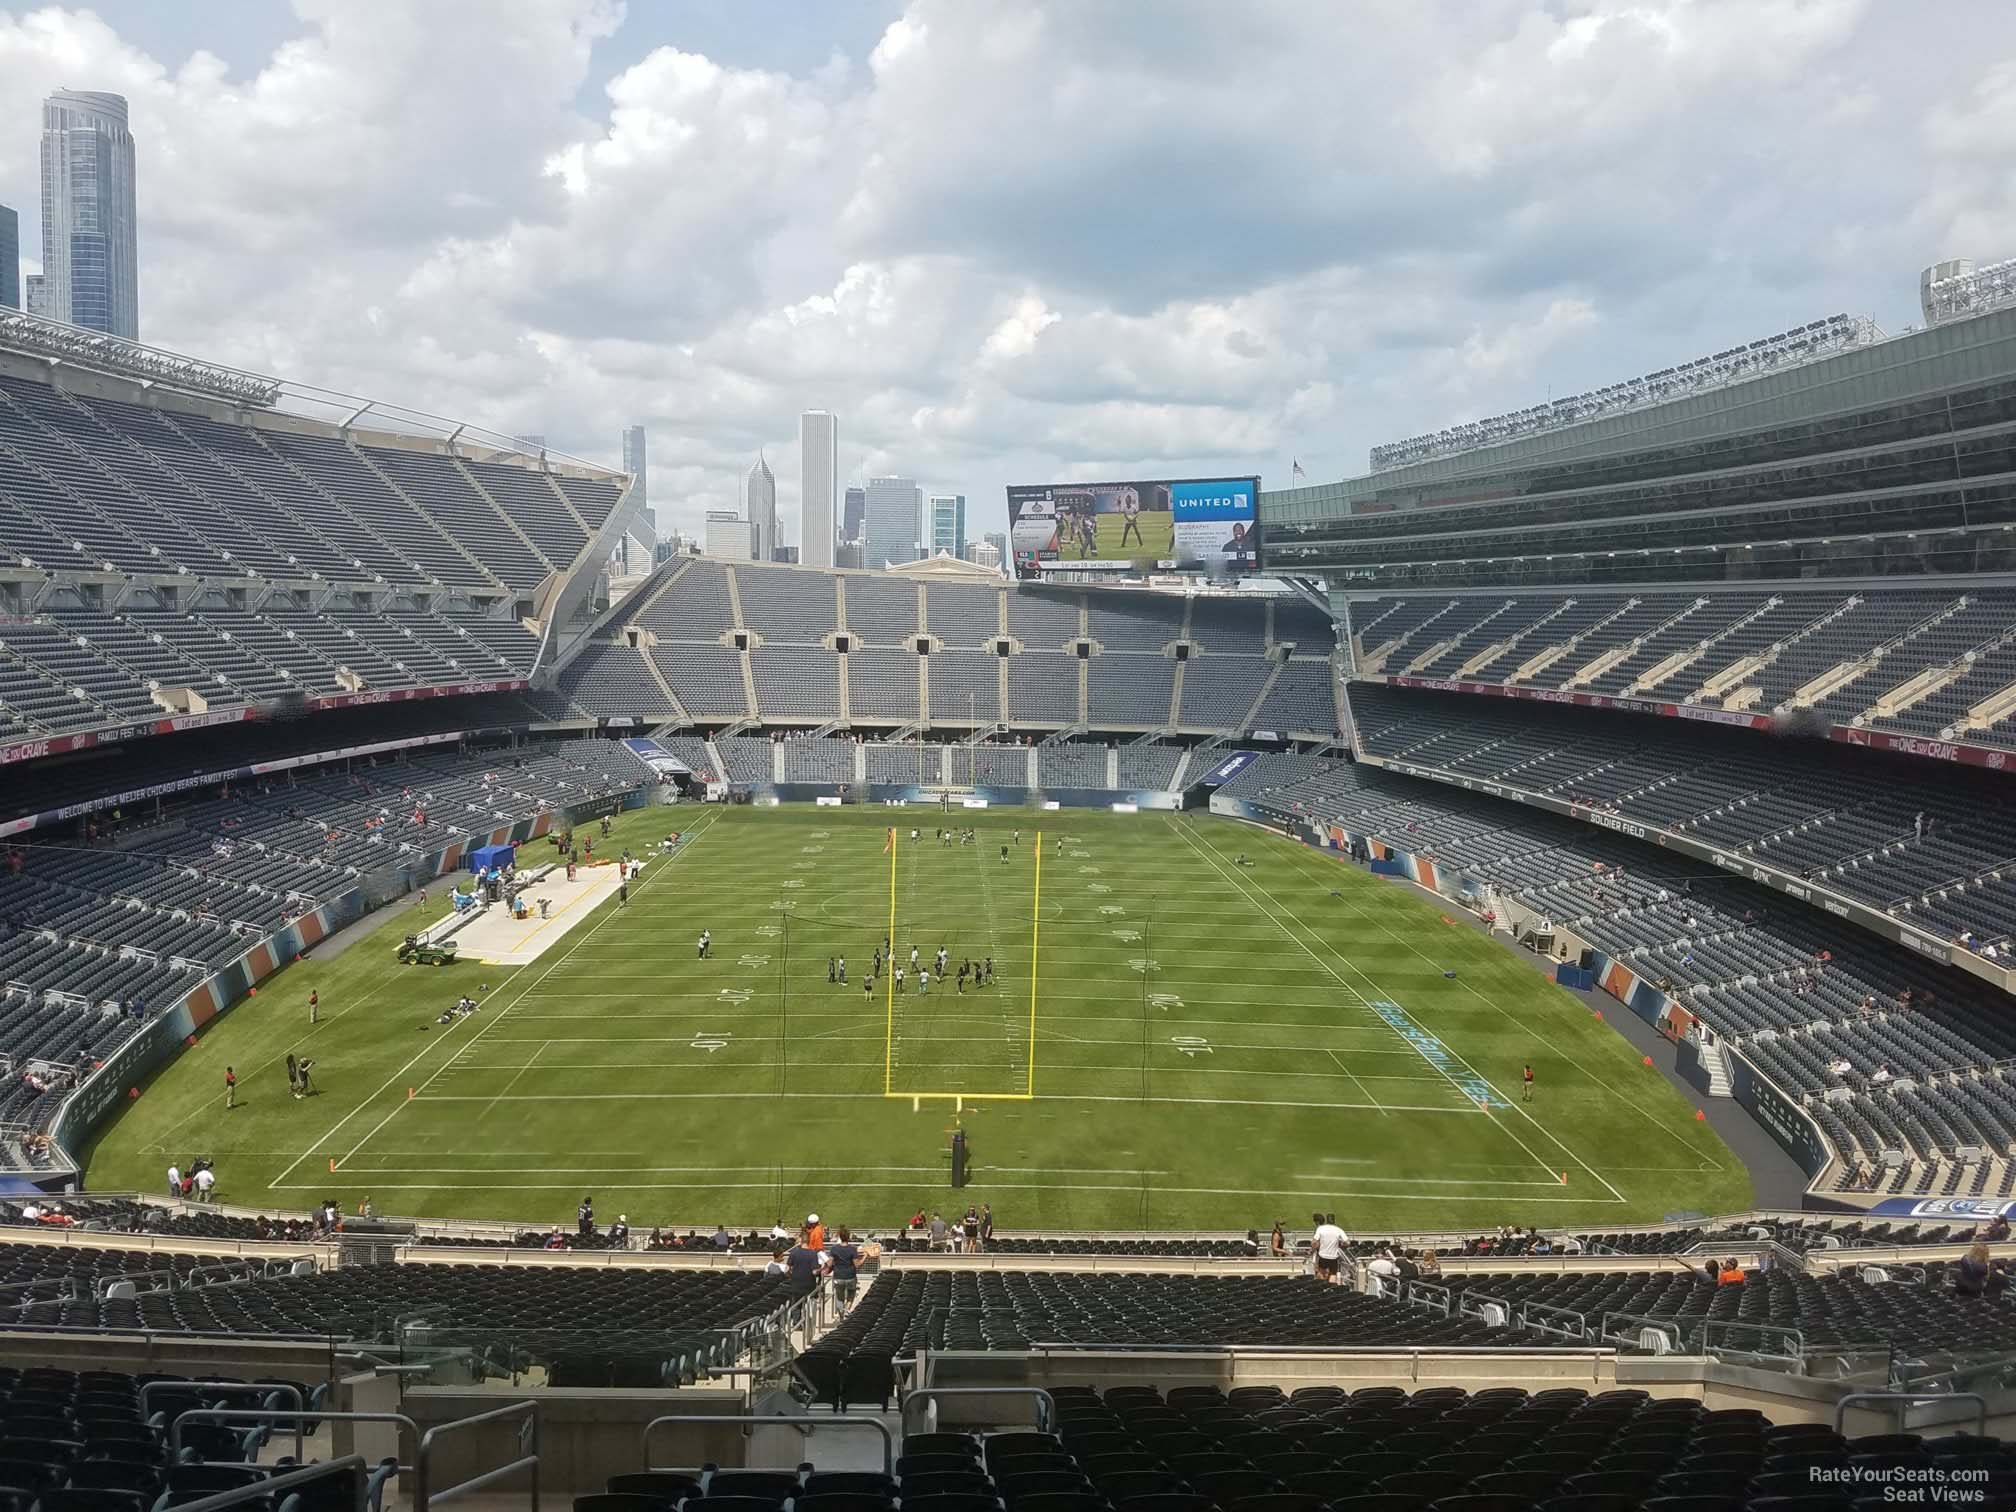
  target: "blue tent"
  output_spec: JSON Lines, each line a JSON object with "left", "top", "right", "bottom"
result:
{"left": 469, "top": 842, "right": 515, "bottom": 874}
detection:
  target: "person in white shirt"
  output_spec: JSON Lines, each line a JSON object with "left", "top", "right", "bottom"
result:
{"left": 166, "top": 1164, "right": 181, "bottom": 1199}
{"left": 193, "top": 1166, "right": 216, "bottom": 1202}
{"left": 1367, "top": 1250, "right": 1402, "bottom": 1288}
{"left": 1309, "top": 1210, "right": 1348, "bottom": 1284}
{"left": 1872, "top": 1064, "right": 1893, "bottom": 1085}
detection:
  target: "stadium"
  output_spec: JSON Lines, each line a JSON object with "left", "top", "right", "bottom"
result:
{"left": 1, "top": 230, "right": 2015, "bottom": 1509}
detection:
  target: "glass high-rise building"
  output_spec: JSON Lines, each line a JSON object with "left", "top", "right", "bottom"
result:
{"left": 621, "top": 425, "right": 647, "bottom": 516}
{"left": 799, "top": 411, "right": 837, "bottom": 568}
{"left": 40, "top": 90, "right": 139, "bottom": 338}
{"left": 842, "top": 485, "right": 866, "bottom": 543}
{"left": 0, "top": 204, "right": 17, "bottom": 310}
{"left": 746, "top": 455, "right": 777, "bottom": 563}
{"left": 864, "top": 476, "right": 923, "bottom": 568}
{"left": 928, "top": 494, "right": 967, "bottom": 558}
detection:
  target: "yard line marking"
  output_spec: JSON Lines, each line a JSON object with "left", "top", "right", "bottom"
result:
{"left": 269, "top": 1177, "right": 1616, "bottom": 1203}
{"left": 1327, "top": 1048, "right": 1386, "bottom": 1114}
{"left": 1170, "top": 817, "right": 1615, "bottom": 1196}
{"left": 1271, "top": 840, "right": 1729, "bottom": 1170}
{"left": 478, "top": 1039, "right": 550, "bottom": 1120}
{"left": 409, "top": 1090, "right": 1487, "bottom": 1113}
{"left": 267, "top": 815, "right": 718, "bottom": 1188}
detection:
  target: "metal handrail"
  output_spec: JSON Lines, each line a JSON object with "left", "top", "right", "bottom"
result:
{"left": 171, "top": 1407, "right": 406, "bottom": 1467}
{"left": 644, "top": 1413, "right": 895, "bottom": 1477}
{"left": 161, "top": 1454, "right": 368, "bottom": 1512}
{"left": 1518, "top": 1300, "right": 1590, "bottom": 1342}
{"left": 903, "top": 1387, "right": 1056, "bottom": 1434}
{"left": 1698, "top": 1318, "right": 1806, "bottom": 1363}
{"left": 147, "top": 1379, "right": 305, "bottom": 1456}
{"left": 415, "top": 1398, "right": 539, "bottom": 1510}
{"left": 1835, "top": 1391, "right": 1988, "bottom": 1436}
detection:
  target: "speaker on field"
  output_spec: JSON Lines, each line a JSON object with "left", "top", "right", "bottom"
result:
{"left": 950, "top": 1129, "right": 969, "bottom": 1189}
{"left": 1579, "top": 949, "right": 1596, "bottom": 971}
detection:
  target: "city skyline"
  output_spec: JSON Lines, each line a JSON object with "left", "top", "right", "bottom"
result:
{"left": 38, "top": 89, "right": 138, "bottom": 338}
{"left": 0, "top": 5, "right": 2006, "bottom": 544}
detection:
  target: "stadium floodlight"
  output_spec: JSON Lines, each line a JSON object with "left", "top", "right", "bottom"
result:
{"left": 1368, "top": 313, "right": 1885, "bottom": 472}
{"left": 1921, "top": 257, "right": 2016, "bottom": 326}
{"left": 0, "top": 308, "right": 282, "bottom": 408}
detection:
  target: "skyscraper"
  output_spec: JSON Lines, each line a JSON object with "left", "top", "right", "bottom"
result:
{"left": 799, "top": 411, "right": 837, "bottom": 569}
{"left": 23, "top": 275, "right": 47, "bottom": 317}
{"left": 746, "top": 455, "right": 778, "bottom": 563}
{"left": 703, "top": 510, "right": 754, "bottom": 561}
{"left": 0, "top": 204, "right": 17, "bottom": 310}
{"left": 864, "top": 476, "right": 923, "bottom": 568}
{"left": 928, "top": 494, "right": 967, "bottom": 558}
{"left": 40, "top": 90, "right": 138, "bottom": 338}
{"left": 621, "top": 425, "right": 648, "bottom": 520}
{"left": 842, "top": 485, "right": 866, "bottom": 544}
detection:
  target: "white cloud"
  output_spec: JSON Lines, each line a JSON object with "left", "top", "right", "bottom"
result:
{"left": 0, "top": 0, "right": 2010, "bottom": 547}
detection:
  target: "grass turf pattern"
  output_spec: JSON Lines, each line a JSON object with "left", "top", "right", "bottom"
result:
{"left": 82, "top": 806, "right": 1751, "bottom": 1232}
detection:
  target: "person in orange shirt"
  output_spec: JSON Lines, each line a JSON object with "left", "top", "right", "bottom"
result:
{"left": 1716, "top": 1260, "right": 1746, "bottom": 1286}
{"left": 803, "top": 1213, "right": 825, "bottom": 1250}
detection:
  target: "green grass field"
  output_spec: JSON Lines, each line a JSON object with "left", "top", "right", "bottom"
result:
{"left": 1050, "top": 514, "right": 1174, "bottom": 561}
{"left": 82, "top": 806, "right": 1751, "bottom": 1233}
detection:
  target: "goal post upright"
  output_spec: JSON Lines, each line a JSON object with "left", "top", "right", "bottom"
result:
{"left": 883, "top": 819, "right": 898, "bottom": 1096}
{"left": 1026, "top": 829, "right": 1042, "bottom": 1097}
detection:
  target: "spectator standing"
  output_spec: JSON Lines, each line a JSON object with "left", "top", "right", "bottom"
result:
{"left": 1310, "top": 1211, "right": 1348, "bottom": 1284}
{"left": 193, "top": 1165, "right": 216, "bottom": 1203}
{"left": 224, "top": 1067, "right": 236, "bottom": 1110}
{"left": 1269, "top": 1220, "right": 1287, "bottom": 1258}
{"left": 928, "top": 1211, "right": 950, "bottom": 1252}
{"left": 782, "top": 1239, "right": 824, "bottom": 1297}
{"left": 980, "top": 1203, "right": 993, "bottom": 1250}
{"left": 577, "top": 1196, "right": 595, "bottom": 1237}
{"left": 166, "top": 1163, "right": 181, "bottom": 1199}
{"left": 827, "top": 1226, "right": 866, "bottom": 1311}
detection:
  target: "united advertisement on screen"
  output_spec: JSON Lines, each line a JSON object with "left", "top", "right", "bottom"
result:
{"left": 1004, "top": 475, "right": 1259, "bottom": 577}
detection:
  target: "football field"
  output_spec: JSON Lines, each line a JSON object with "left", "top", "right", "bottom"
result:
{"left": 83, "top": 806, "right": 1751, "bottom": 1232}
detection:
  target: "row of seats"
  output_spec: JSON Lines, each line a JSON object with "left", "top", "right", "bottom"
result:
{"left": 687, "top": 1387, "right": 2016, "bottom": 1512}
{"left": 0, "top": 367, "right": 620, "bottom": 595}
{"left": 0, "top": 1361, "right": 393, "bottom": 1511}
{"left": 551, "top": 560, "right": 1337, "bottom": 735}
{"left": 0, "top": 605, "right": 541, "bottom": 742}
{"left": 1343, "top": 681, "right": 2016, "bottom": 947}
{"left": 1347, "top": 586, "right": 2016, "bottom": 749}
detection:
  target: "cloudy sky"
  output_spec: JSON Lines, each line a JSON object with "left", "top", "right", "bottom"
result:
{"left": 2, "top": 1, "right": 2012, "bottom": 548}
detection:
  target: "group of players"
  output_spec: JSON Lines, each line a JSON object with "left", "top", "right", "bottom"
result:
{"left": 829, "top": 941, "right": 997, "bottom": 998}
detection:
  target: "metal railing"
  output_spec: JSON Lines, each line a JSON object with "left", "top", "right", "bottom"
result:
{"left": 168, "top": 1455, "right": 369, "bottom": 1512}
{"left": 1517, "top": 1300, "right": 1590, "bottom": 1342}
{"left": 902, "top": 1388, "right": 1056, "bottom": 1435}
{"left": 149, "top": 1380, "right": 306, "bottom": 1457}
{"left": 644, "top": 1413, "right": 894, "bottom": 1477}
{"left": 1836, "top": 1390, "right": 1988, "bottom": 1436}
{"left": 415, "top": 1398, "right": 540, "bottom": 1510}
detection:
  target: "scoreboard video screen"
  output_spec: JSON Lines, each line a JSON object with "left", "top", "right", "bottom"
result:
{"left": 1005, "top": 475, "right": 1259, "bottom": 578}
